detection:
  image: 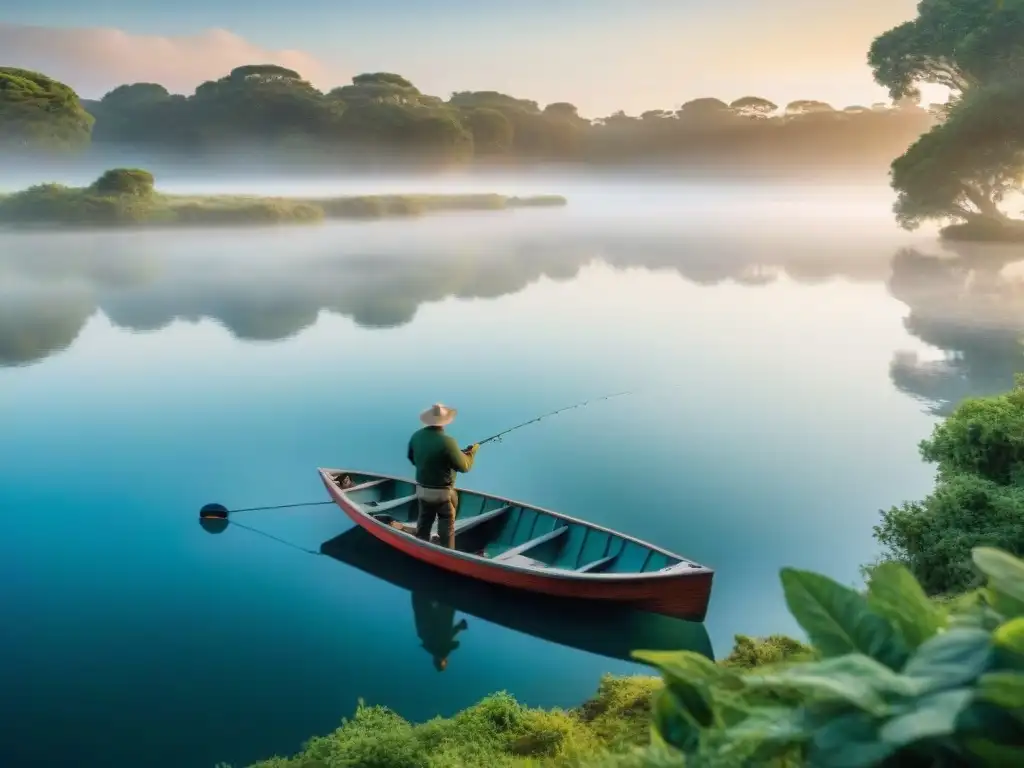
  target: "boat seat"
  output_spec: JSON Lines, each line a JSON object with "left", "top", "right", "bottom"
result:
{"left": 575, "top": 554, "right": 618, "bottom": 573}
{"left": 344, "top": 477, "right": 389, "bottom": 492}
{"left": 493, "top": 526, "right": 568, "bottom": 563}
{"left": 498, "top": 554, "right": 547, "bottom": 569}
{"left": 363, "top": 494, "right": 417, "bottom": 515}
{"left": 390, "top": 505, "right": 511, "bottom": 537}
{"left": 454, "top": 505, "right": 511, "bottom": 535}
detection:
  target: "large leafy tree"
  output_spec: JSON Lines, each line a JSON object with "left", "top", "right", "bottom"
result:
{"left": 889, "top": 78, "right": 1024, "bottom": 230}
{"left": 869, "top": 0, "right": 1024, "bottom": 101}
{"left": 0, "top": 67, "right": 94, "bottom": 150}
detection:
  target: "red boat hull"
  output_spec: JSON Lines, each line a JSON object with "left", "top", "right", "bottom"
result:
{"left": 320, "top": 472, "right": 713, "bottom": 622}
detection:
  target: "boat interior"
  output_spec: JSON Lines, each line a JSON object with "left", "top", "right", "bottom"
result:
{"left": 328, "top": 471, "right": 703, "bottom": 576}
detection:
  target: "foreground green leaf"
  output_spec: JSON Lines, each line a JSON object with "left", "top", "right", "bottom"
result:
{"left": 879, "top": 688, "right": 973, "bottom": 746}
{"left": 973, "top": 548, "right": 1024, "bottom": 613}
{"left": 866, "top": 561, "right": 946, "bottom": 648}
{"left": 993, "top": 617, "right": 1024, "bottom": 655}
{"left": 965, "top": 738, "right": 1024, "bottom": 766}
{"left": 977, "top": 671, "right": 1024, "bottom": 709}
{"left": 807, "top": 711, "right": 897, "bottom": 768}
{"left": 649, "top": 687, "right": 700, "bottom": 753}
{"left": 902, "top": 628, "right": 994, "bottom": 691}
{"left": 780, "top": 568, "right": 909, "bottom": 669}
{"left": 742, "top": 654, "right": 920, "bottom": 715}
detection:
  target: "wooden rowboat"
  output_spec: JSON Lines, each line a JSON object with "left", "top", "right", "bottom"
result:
{"left": 318, "top": 468, "right": 715, "bottom": 621}
{"left": 319, "top": 525, "right": 715, "bottom": 663}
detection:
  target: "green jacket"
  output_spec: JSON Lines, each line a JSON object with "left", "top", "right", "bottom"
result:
{"left": 407, "top": 426, "right": 474, "bottom": 488}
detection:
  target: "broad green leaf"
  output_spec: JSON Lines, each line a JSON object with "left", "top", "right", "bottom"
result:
{"left": 965, "top": 738, "right": 1024, "bottom": 767}
{"left": 878, "top": 688, "right": 972, "bottom": 746}
{"left": 649, "top": 687, "right": 700, "bottom": 754}
{"left": 722, "top": 706, "right": 812, "bottom": 746}
{"left": 807, "top": 711, "right": 897, "bottom": 768}
{"left": 632, "top": 649, "right": 735, "bottom": 685}
{"left": 741, "top": 655, "right": 912, "bottom": 716}
{"left": 632, "top": 650, "right": 726, "bottom": 727}
{"left": 977, "top": 671, "right": 1024, "bottom": 709}
{"left": 985, "top": 587, "right": 1024, "bottom": 621}
{"left": 866, "top": 561, "right": 946, "bottom": 648}
{"left": 781, "top": 568, "right": 909, "bottom": 670}
{"left": 993, "top": 617, "right": 1024, "bottom": 655}
{"left": 973, "top": 548, "right": 1024, "bottom": 612}
{"left": 902, "top": 628, "right": 993, "bottom": 692}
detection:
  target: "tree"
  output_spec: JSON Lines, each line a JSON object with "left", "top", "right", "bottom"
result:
{"left": 675, "top": 97, "right": 734, "bottom": 122}
{"left": 190, "top": 65, "right": 340, "bottom": 146}
{"left": 784, "top": 99, "right": 834, "bottom": 115}
{"left": 868, "top": 0, "right": 1024, "bottom": 101}
{"left": 0, "top": 67, "right": 94, "bottom": 150}
{"left": 889, "top": 78, "right": 1024, "bottom": 231}
{"left": 729, "top": 96, "right": 777, "bottom": 118}
{"left": 329, "top": 72, "right": 430, "bottom": 106}
{"left": 463, "top": 108, "right": 513, "bottom": 155}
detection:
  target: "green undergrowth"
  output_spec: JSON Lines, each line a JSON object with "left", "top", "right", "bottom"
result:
{"left": 0, "top": 167, "right": 566, "bottom": 228}
{"left": 243, "top": 675, "right": 663, "bottom": 768}
{"left": 238, "top": 636, "right": 813, "bottom": 768}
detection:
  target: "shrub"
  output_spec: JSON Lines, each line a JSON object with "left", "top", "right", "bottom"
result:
{"left": 875, "top": 375, "right": 1024, "bottom": 596}
{"left": 90, "top": 168, "right": 155, "bottom": 197}
{"left": 634, "top": 548, "right": 1024, "bottom": 767}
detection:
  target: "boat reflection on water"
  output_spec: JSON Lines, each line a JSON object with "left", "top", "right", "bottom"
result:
{"left": 320, "top": 526, "right": 714, "bottom": 671}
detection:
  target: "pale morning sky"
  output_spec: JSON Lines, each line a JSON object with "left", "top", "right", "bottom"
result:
{"left": 0, "top": 1, "right": 941, "bottom": 117}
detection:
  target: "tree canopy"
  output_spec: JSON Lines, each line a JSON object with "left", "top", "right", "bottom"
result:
{"left": 0, "top": 67, "right": 94, "bottom": 150}
{"left": 868, "top": 0, "right": 1024, "bottom": 101}
{"left": 0, "top": 62, "right": 938, "bottom": 172}
{"left": 872, "top": 0, "right": 1024, "bottom": 236}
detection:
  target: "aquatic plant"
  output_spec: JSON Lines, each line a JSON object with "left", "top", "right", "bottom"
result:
{"left": 0, "top": 168, "right": 567, "bottom": 229}
{"left": 635, "top": 547, "right": 1024, "bottom": 767}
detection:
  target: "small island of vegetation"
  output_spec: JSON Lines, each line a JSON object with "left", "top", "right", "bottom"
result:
{"left": 0, "top": 168, "right": 566, "bottom": 228}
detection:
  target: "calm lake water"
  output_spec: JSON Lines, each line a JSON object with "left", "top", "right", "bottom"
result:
{"left": 2, "top": 175, "right": 1023, "bottom": 768}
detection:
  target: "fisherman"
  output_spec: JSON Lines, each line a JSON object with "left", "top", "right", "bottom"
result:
{"left": 407, "top": 403, "right": 479, "bottom": 549}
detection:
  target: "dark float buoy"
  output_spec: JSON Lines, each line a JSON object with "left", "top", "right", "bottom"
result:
{"left": 199, "top": 502, "right": 230, "bottom": 534}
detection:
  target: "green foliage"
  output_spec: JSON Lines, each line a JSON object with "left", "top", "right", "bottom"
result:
{"left": 636, "top": 549, "right": 1024, "bottom": 767}
{"left": 867, "top": 0, "right": 1022, "bottom": 100}
{"left": 888, "top": 77, "right": 1024, "bottom": 231}
{"left": 0, "top": 67, "right": 94, "bottom": 150}
{"left": 90, "top": 168, "right": 155, "bottom": 197}
{"left": 245, "top": 678, "right": 662, "bottom": 768}
{"left": 0, "top": 168, "right": 566, "bottom": 229}
{"left": 9, "top": 60, "right": 936, "bottom": 169}
{"left": 875, "top": 377, "right": 1024, "bottom": 596}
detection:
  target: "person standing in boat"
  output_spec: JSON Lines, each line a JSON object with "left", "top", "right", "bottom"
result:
{"left": 407, "top": 403, "right": 479, "bottom": 549}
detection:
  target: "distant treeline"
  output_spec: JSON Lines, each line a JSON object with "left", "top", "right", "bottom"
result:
{"left": 1, "top": 65, "right": 934, "bottom": 170}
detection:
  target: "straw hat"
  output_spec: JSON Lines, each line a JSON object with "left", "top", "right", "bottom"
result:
{"left": 420, "top": 402, "right": 457, "bottom": 427}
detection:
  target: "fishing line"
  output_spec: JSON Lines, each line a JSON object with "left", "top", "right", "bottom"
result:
{"left": 473, "top": 390, "right": 633, "bottom": 447}
{"left": 213, "top": 500, "right": 334, "bottom": 515}
{"left": 226, "top": 519, "right": 323, "bottom": 557}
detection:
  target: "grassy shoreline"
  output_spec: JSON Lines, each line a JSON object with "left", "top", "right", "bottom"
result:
{"left": 0, "top": 168, "right": 566, "bottom": 229}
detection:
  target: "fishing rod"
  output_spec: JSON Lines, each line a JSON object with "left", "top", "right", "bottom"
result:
{"left": 472, "top": 390, "right": 632, "bottom": 448}
{"left": 198, "top": 390, "right": 632, "bottom": 525}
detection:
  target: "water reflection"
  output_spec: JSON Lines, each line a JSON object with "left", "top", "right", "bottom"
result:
{"left": 412, "top": 593, "right": 469, "bottom": 672}
{"left": 4, "top": 227, "right": 1023, "bottom": 417}
{"left": 0, "top": 226, "right": 896, "bottom": 367}
{"left": 887, "top": 243, "right": 1024, "bottom": 415}
{"left": 320, "top": 526, "right": 714, "bottom": 664}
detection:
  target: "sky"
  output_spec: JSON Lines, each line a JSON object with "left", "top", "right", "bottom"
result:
{"left": 0, "top": 1, "right": 940, "bottom": 117}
